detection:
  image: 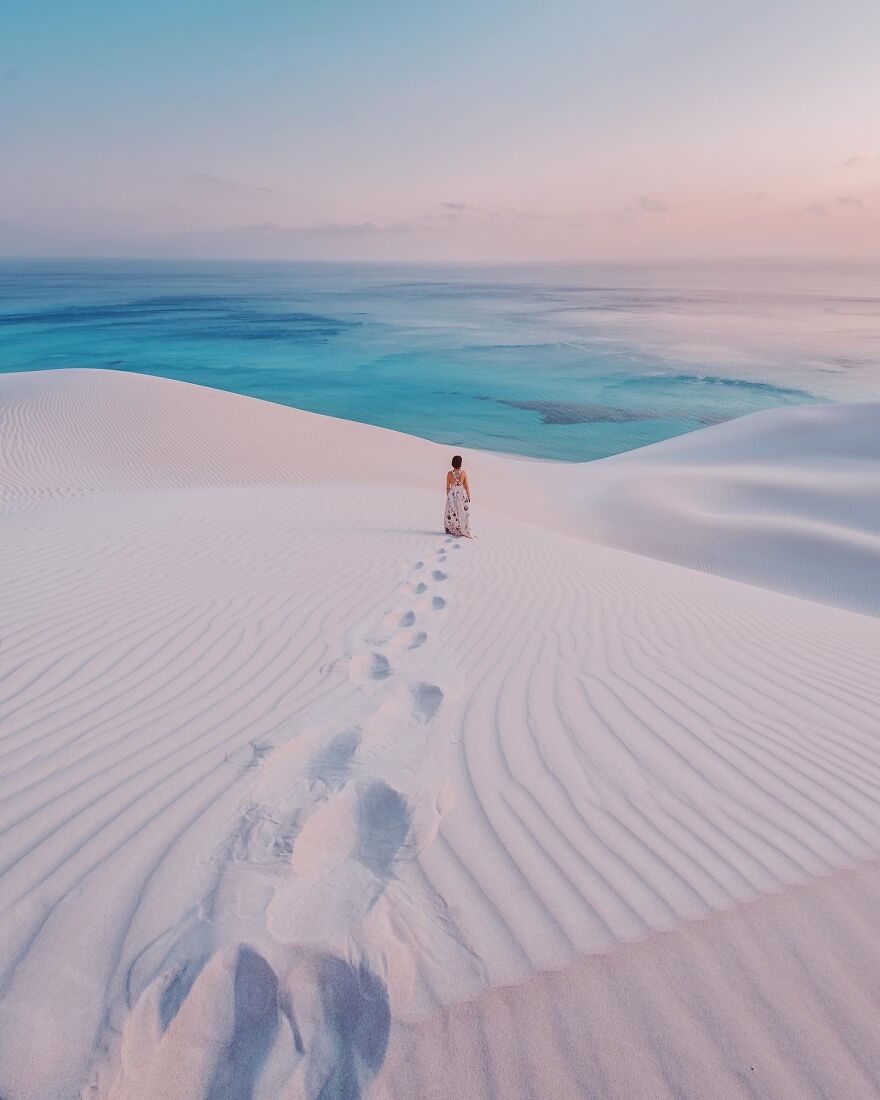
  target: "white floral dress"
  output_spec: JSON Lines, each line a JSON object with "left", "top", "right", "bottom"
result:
{"left": 444, "top": 468, "right": 472, "bottom": 537}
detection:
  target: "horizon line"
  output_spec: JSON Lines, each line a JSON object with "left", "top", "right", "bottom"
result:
{"left": 2, "top": 253, "right": 878, "bottom": 268}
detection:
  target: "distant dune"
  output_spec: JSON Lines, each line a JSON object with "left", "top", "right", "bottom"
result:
{"left": 1, "top": 369, "right": 879, "bottom": 1099}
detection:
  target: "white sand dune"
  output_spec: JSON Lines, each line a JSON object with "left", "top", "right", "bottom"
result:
{"left": 567, "top": 403, "right": 880, "bottom": 615}
{"left": 1, "top": 368, "right": 879, "bottom": 1099}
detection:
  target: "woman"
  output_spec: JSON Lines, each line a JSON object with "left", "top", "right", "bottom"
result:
{"left": 444, "top": 454, "right": 473, "bottom": 538}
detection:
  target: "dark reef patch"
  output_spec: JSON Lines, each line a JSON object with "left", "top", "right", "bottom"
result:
{"left": 498, "top": 399, "right": 658, "bottom": 425}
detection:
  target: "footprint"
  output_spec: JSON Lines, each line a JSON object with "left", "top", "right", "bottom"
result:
{"left": 414, "top": 561, "right": 424, "bottom": 570}
{"left": 350, "top": 652, "right": 392, "bottom": 683}
{"left": 389, "top": 630, "right": 427, "bottom": 650}
{"left": 111, "top": 946, "right": 280, "bottom": 1099}
{"left": 432, "top": 596, "right": 446, "bottom": 610}
{"left": 432, "top": 570, "right": 447, "bottom": 582}
{"left": 400, "top": 580, "right": 427, "bottom": 595}
{"left": 412, "top": 682, "right": 444, "bottom": 724}
{"left": 307, "top": 729, "right": 361, "bottom": 785}
{"left": 289, "top": 954, "right": 390, "bottom": 1099}
{"left": 398, "top": 610, "right": 415, "bottom": 628}
{"left": 356, "top": 781, "right": 410, "bottom": 876}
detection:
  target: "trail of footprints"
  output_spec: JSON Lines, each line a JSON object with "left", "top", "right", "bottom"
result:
{"left": 107, "top": 540, "right": 467, "bottom": 1095}
{"left": 225, "top": 537, "right": 461, "bottom": 935}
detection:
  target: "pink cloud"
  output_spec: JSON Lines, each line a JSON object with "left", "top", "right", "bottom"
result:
{"left": 638, "top": 195, "right": 668, "bottom": 213}
{"left": 837, "top": 194, "right": 867, "bottom": 209}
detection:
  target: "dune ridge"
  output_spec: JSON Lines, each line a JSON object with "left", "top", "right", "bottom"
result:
{"left": 1, "top": 369, "right": 879, "bottom": 1098}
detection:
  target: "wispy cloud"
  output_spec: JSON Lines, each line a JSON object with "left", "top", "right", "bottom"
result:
{"left": 614, "top": 195, "right": 670, "bottom": 222}
{"left": 638, "top": 195, "right": 669, "bottom": 214}
{"left": 187, "top": 218, "right": 420, "bottom": 243}
{"left": 185, "top": 172, "right": 277, "bottom": 196}
{"left": 304, "top": 220, "right": 413, "bottom": 237}
{"left": 154, "top": 198, "right": 596, "bottom": 260}
{"left": 425, "top": 200, "right": 582, "bottom": 228}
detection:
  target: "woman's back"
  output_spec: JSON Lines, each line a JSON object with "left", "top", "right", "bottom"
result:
{"left": 444, "top": 456, "right": 472, "bottom": 537}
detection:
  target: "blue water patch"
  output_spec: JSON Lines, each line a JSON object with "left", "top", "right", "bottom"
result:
{"left": 0, "top": 297, "right": 358, "bottom": 343}
{"left": 0, "top": 259, "right": 877, "bottom": 461}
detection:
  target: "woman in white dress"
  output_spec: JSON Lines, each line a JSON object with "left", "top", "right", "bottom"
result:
{"left": 444, "top": 454, "right": 473, "bottom": 538}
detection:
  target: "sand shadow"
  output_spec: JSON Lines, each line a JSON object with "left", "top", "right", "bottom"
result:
{"left": 295, "top": 954, "right": 391, "bottom": 1100}
{"left": 207, "top": 946, "right": 279, "bottom": 1100}
{"left": 356, "top": 781, "right": 410, "bottom": 877}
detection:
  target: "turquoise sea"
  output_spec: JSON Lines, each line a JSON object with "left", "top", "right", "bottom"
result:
{"left": 1, "top": 259, "right": 878, "bottom": 461}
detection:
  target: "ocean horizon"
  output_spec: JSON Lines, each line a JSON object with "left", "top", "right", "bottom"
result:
{"left": 1, "top": 257, "right": 878, "bottom": 462}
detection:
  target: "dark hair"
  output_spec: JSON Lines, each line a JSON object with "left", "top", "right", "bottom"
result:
{"left": 451, "top": 454, "right": 462, "bottom": 469}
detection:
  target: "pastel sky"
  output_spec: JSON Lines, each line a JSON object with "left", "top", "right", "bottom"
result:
{"left": 2, "top": 0, "right": 879, "bottom": 261}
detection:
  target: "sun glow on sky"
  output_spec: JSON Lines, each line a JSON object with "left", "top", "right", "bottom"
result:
{"left": 2, "top": 0, "right": 879, "bottom": 260}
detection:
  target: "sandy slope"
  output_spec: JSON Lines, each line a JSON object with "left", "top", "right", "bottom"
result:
{"left": 0, "top": 369, "right": 879, "bottom": 1099}
{"left": 570, "top": 402, "right": 880, "bottom": 615}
